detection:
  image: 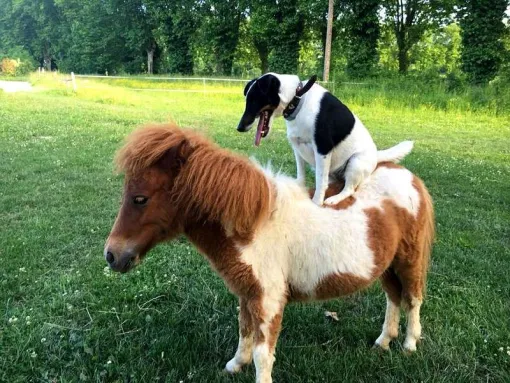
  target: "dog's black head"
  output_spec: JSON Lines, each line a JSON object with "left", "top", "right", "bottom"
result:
{"left": 237, "top": 74, "right": 281, "bottom": 146}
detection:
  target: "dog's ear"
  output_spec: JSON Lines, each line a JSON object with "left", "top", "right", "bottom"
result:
{"left": 267, "top": 76, "right": 281, "bottom": 105}
{"left": 257, "top": 75, "right": 281, "bottom": 105}
{"left": 243, "top": 78, "right": 257, "bottom": 96}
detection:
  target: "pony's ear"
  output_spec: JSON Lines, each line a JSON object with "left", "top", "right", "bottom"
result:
{"left": 243, "top": 78, "right": 257, "bottom": 96}
{"left": 157, "top": 140, "right": 192, "bottom": 172}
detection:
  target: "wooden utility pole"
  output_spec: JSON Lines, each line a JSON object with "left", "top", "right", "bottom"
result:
{"left": 323, "top": 0, "right": 334, "bottom": 82}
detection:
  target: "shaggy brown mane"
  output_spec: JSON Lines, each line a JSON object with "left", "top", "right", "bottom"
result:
{"left": 115, "top": 123, "right": 272, "bottom": 237}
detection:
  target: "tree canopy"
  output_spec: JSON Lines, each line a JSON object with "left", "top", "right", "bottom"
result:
{"left": 0, "top": 0, "right": 508, "bottom": 83}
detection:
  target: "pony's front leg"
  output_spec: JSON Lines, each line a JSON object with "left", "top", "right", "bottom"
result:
{"left": 226, "top": 298, "right": 254, "bottom": 373}
{"left": 253, "top": 298, "right": 285, "bottom": 383}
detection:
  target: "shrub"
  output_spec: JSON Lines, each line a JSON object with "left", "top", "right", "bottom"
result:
{"left": 0, "top": 58, "right": 19, "bottom": 76}
{"left": 0, "top": 47, "right": 37, "bottom": 76}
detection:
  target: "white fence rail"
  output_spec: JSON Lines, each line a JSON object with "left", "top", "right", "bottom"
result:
{"left": 73, "top": 74, "right": 338, "bottom": 94}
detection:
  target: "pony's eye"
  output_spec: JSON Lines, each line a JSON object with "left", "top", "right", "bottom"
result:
{"left": 133, "top": 196, "right": 148, "bottom": 205}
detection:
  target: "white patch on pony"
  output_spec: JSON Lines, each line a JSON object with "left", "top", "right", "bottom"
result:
{"left": 403, "top": 297, "right": 422, "bottom": 352}
{"left": 239, "top": 165, "right": 421, "bottom": 299}
{"left": 358, "top": 166, "right": 421, "bottom": 217}
{"left": 225, "top": 334, "right": 254, "bottom": 373}
{"left": 253, "top": 343, "right": 274, "bottom": 383}
{"left": 375, "top": 294, "right": 401, "bottom": 350}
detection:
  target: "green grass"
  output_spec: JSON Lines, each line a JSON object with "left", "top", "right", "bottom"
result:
{"left": 1, "top": 78, "right": 509, "bottom": 382}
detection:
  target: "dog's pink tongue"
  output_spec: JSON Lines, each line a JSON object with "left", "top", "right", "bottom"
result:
{"left": 254, "top": 117, "right": 264, "bottom": 146}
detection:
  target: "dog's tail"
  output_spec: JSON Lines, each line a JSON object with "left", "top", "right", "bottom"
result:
{"left": 377, "top": 141, "right": 414, "bottom": 163}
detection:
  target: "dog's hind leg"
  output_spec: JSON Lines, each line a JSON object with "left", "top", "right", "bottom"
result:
{"left": 312, "top": 153, "right": 332, "bottom": 205}
{"left": 225, "top": 298, "right": 254, "bottom": 373}
{"left": 324, "top": 151, "right": 376, "bottom": 206}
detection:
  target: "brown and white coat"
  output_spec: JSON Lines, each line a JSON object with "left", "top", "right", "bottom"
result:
{"left": 105, "top": 125, "right": 435, "bottom": 383}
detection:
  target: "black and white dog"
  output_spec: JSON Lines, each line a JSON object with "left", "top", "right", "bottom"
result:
{"left": 237, "top": 73, "right": 414, "bottom": 205}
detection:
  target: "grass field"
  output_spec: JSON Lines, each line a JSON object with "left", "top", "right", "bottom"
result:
{"left": 1, "top": 77, "right": 509, "bottom": 382}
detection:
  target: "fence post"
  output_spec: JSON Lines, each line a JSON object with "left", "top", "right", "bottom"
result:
{"left": 202, "top": 78, "right": 206, "bottom": 95}
{"left": 71, "top": 72, "right": 77, "bottom": 92}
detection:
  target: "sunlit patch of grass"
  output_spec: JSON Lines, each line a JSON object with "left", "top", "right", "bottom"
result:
{"left": 0, "top": 79, "right": 509, "bottom": 382}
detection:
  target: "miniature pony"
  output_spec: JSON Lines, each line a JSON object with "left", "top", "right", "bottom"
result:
{"left": 105, "top": 124, "right": 434, "bottom": 383}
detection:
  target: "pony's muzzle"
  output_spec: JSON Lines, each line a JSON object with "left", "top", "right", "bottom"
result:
{"left": 104, "top": 243, "right": 138, "bottom": 273}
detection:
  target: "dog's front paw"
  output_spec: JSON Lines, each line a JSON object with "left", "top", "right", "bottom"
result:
{"left": 324, "top": 195, "right": 343, "bottom": 206}
{"left": 324, "top": 188, "right": 354, "bottom": 206}
{"left": 225, "top": 358, "right": 243, "bottom": 374}
{"left": 311, "top": 195, "right": 324, "bottom": 206}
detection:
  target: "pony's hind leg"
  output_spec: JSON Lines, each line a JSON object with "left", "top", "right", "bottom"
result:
{"left": 403, "top": 296, "right": 422, "bottom": 352}
{"left": 375, "top": 268, "right": 402, "bottom": 350}
{"left": 393, "top": 254, "right": 426, "bottom": 353}
{"left": 226, "top": 298, "right": 254, "bottom": 373}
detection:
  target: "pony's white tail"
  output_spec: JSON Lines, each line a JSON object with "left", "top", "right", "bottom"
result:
{"left": 377, "top": 141, "right": 414, "bottom": 163}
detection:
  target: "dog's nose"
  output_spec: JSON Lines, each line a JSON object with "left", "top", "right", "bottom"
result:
{"left": 237, "top": 121, "right": 247, "bottom": 132}
{"left": 105, "top": 251, "right": 115, "bottom": 264}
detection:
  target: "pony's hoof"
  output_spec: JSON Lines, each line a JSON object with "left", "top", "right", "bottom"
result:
{"left": 373, "top": 342, "right": 390, "bottom": 352}
{"left": 374, "top": 336, "right": 391, "bottom": 351}
{"left": 225, "top": 359, "right": 243, "bottom": 374}
{"left": 403, "top": 340, "right": 417, "bottom": 354}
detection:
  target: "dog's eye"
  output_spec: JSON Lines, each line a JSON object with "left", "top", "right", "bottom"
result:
{"left": 133, "top": 196, "right": 148, "bottom": 205}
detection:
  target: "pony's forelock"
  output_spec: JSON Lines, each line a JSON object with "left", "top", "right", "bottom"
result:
{"left": 114, "top": 123, "right": 207, "bottom": 175}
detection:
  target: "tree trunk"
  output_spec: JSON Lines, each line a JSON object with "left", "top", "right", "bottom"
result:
{"left": 43, "top": 42, "right": 52, "bottom": 71}
{"left": 397, "top": 47, "right": 409, "bottom": 73}
{"left": 395, "top": 30, "right": 409, "bottom": 73}
{"left": 323, "top": 0, "right": 334, "bottom": 82}
{"left": 260, "top": 53, "right": 268, "bottom": 74}
{"left": 43, "top": 56, "right": 51, "bottom": 72}
{"left": 254, "top": 39, "right": 269, "bottom": 73}
{"left": 147, "top": 48, "right": 154, "bottom": 75}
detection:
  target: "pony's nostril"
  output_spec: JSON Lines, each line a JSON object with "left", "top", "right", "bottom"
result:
{"left": 106, "top": 251, "right": 115, "bottom": 264}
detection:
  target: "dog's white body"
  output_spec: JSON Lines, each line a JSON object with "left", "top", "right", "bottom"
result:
{"left": 269, "top": 73, "right": 412, "bottom": 205}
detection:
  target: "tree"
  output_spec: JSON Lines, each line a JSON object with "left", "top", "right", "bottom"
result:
{"left": 409, "top": 23, "right": 461, "bottom": 73}
{"left": 0, "top": 0, "right": 63, "bottom": 70}
{"left": 382, "top": 0, "right": 454, "bottom": 73}
{"left": 248, "top": 0, "right": 305, "bottom": 74}
{"left": 343, "top": 0, "right": 380, "bottom": 78}
{"left": 114, "top": 0, "right": 160, "bottom": 74}
{"left": 56, "top": 0, "right": 129, "bottom": 73}
{"left": 154, "top": 0, "right": 197, "bottom": 74}
{"left": 199, "top": 0, "right": 243, "bottom": 76}
{"left": 268, "top": 0, "right": 305, "bottom": 73}
{"left": 459, "top": 0, "right": 508, "bottom": 84}
{"left": 249, "top": 1, "right": 278, "bottom": 73}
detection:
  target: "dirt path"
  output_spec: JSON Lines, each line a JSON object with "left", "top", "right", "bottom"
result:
{"left": 0, "top": 80, "right": 33, "bottom": 92}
